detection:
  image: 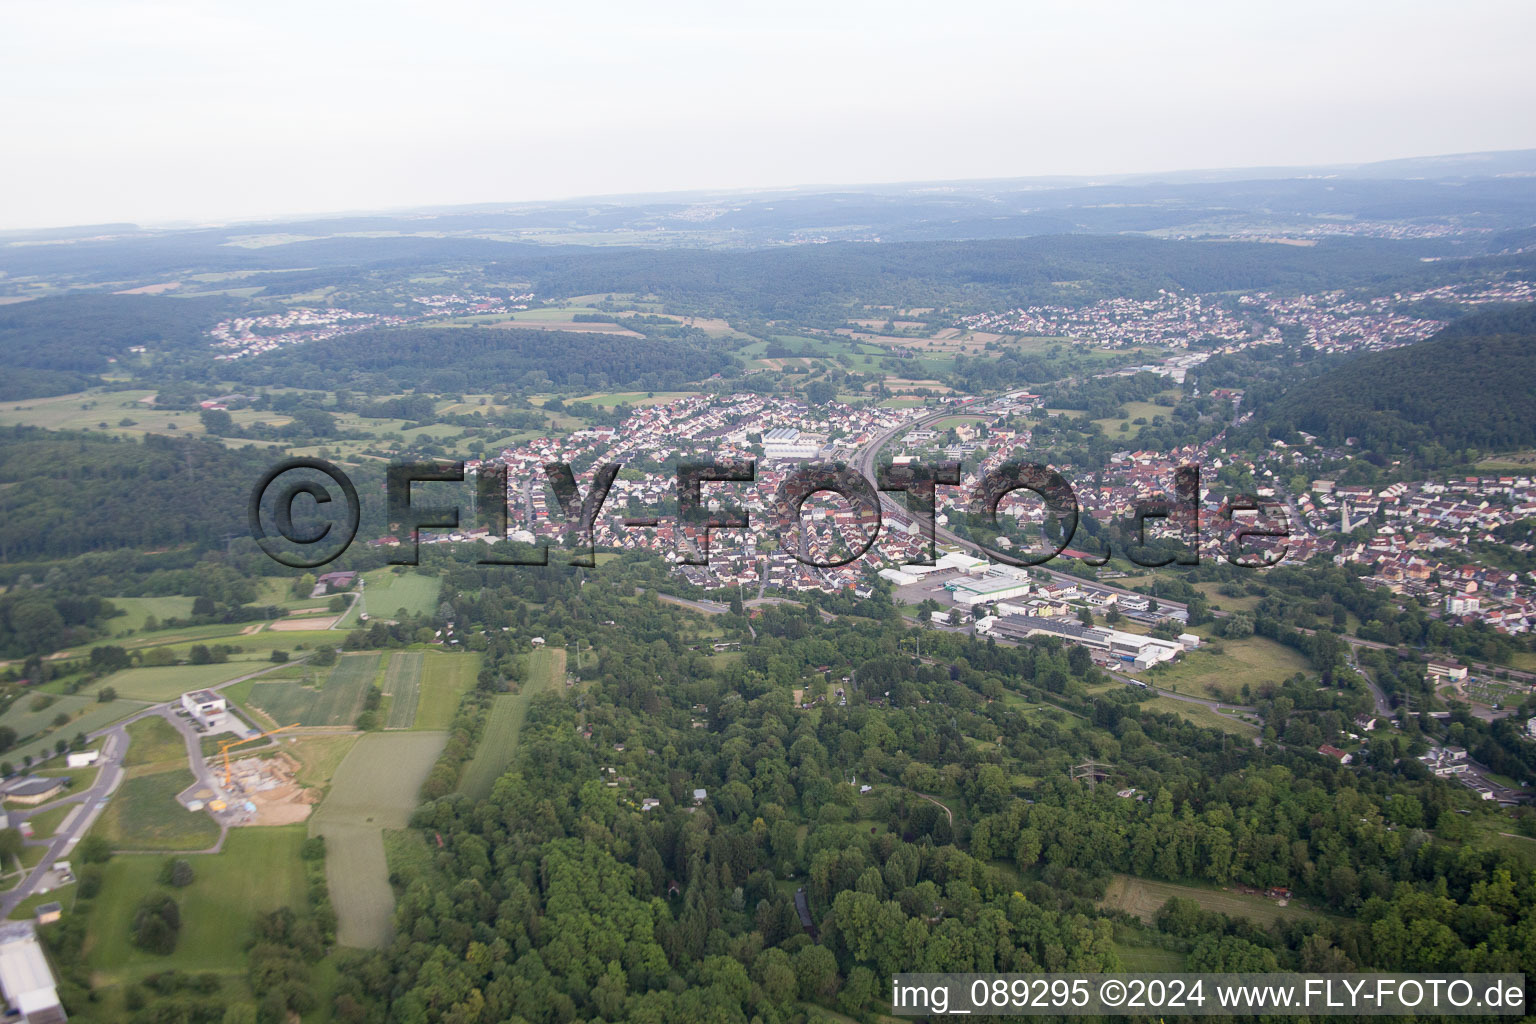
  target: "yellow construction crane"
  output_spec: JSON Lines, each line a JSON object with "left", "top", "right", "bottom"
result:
{"left": 217, "top": 723, "right": 299, "bottom": 788}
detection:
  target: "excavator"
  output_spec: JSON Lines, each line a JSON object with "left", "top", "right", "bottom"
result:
{"left": 216, "top": 723, "right": 299, "bottom": 788}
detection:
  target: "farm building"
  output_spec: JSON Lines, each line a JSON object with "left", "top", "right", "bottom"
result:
{"left": 0, "top": 922, "right": 65, "bottom": 1023}
{"left": 64, "top": 751, "right": 98, "bottom": 769}
{"left": 180, "top": 689, "right": 227, "bottom": 729}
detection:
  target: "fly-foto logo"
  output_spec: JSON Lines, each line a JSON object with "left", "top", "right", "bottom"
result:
{"left": 248, "top": 458, "right": 1288, "bottom": 570}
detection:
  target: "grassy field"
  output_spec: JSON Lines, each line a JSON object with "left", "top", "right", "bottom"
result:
{"left": 83, "top": 826, "right": 309, "bottom": 984}
{"left": 123, "top": 716, "right": 186, "bottom": 768}
{"left": 89, "top": 663, "right": 267, "bottom": 702}
{"left": 102, "top": 596, "right": 197, "bottom": 634}
{"left": 1140, "top": 695, "right": 1261, "bottom": 735}
{"left": 1101, "top": 874, "right": 1323, "bottom": 927}
{"left": 570, "top": 390, "right": 698, "bottom": 407}
{"left": 24, "top": 801, "right": 80, "bottom": 839}
{"left": 362, "top": 570, "right": 440, "bottom": 621}
{"left": 382, "top": 652, "right": 425, "bottom": 729}
{"left": 309, "top": 731, "right": 447, "bottom": 948}
{"left": 0, "top": 693, "right": 93, "bottom": 740}
{"left": 282, "top": 733, "right": 358, "bottom": 792}
{"left": 1092, "top": 400, "right": 1172, "bottom": 435}
{"left": 1112, "top": 939, "right": 1187, "bottom": 971}
{"left": 246, "top": 653, "right": 378, "bottom": 727}
{"left": 457, "top": 648, "right": 561, "bottom": 800}
{"left": 1146, "top": 635, "right": 1311, "bottom": 701}
{"left": 414, "top": 653, "right": 478, "bottom": 731}
{"left": 1191, "top": 581, "right": 1262, "bottom": 613}
{"left": 91, "top": 767, "right": 220, "bottom": 852}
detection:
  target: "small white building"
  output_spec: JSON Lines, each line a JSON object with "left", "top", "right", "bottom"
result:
{"left": 180, "top": 690, "right": 226, "bottom": 729}
{"left": 0, "top": 922, "right": 65, "bottom": 1024}
{"left": 65, "top": 751, "right": 98, "bottom": 769}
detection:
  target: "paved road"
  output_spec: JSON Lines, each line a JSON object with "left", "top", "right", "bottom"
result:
{"left": 0, "top": 730, "right": 126, "bottom": 917}
{"left": 0, "top": 657, "right": 313, "bottom": 916}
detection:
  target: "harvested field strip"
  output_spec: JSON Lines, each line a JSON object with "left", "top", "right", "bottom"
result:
{"left": 383, "top": 652, "right": 424, "bottom": 729}
{"left": 309, "top": 731, "right": 446, "bottom": 948}
{"left": 457, "top": 648, "right": 560, "bottom": 800}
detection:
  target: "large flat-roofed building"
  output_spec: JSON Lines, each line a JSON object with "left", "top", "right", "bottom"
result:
{"left": 180, "top": 689, "right": 227, "bottom": 729}
{"left": 977, "top": 615, "right": 1181, "bottom": 666}
{"left": 761, "top": 428, "right": 820, "bottom": 460}
{"left": 945, "top": 575, "right": 1032, "bottom": 607}
{"left": 0, "top": 922, "right": 66, "bottom": 1023}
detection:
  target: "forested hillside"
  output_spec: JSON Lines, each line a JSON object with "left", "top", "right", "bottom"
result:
{"left": 0, "top": 294, "right": 235, "bottom": 398}
{"left": 282, "top": 556, "right": 1536, "bottom": 1023}
{"left": 0, "top": 428, "right": 282, "bottom": 560}
{"left": 1251, "top": 304, "right": 1536, "bottom": 455}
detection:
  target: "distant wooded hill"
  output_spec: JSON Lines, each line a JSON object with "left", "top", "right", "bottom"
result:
{"left": 1251, "top": 304, "right": 1536, "bottom": 456}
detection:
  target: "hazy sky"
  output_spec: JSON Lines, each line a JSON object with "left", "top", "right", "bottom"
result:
{"left": 2, "top": 0, "right": 1533, "bottom": 229}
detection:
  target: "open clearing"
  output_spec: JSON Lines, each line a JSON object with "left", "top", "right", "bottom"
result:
{"left": 83, "top": 826, "right": 308, "bottom": 984}
{"left": 91, "top": 767, "right": 221, "bottom": 852}
{"left": 247, "top": 652, "right": 378, "bottom": 727}
{"left": 414, "top": 653, "right": 478, "bottom": 730}
{"left": 382, "top": 652, "right": 425, "bottom": 729}
{"left": 102, "top": 596, "right": 197, "bottom": 633}
{"left": 457, "top": 647, "right": 562, "bottom": 800}
{"left": 1101, "top": 874, "right": 1324, "bottom": 927}
{"left": 1140, "top": 695, "right": 1260, "bottom": 735}
{"left": 362, "top": 570, "right": 440, "bottom": 621}
{"left": 309, "top": 731, "right": 447, "bottom": 948}
{"left": 1146, "top": 635, "right": 1311, "bottom": 701}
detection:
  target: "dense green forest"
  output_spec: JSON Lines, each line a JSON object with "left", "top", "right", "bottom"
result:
{"left": 0, "top": 428, "right": 284, "bottom": 560}
{"left": 219, "top": 327, "right": 740, "bottom": 393}
{"left": 1250, "top": 304, "right": 1536, "bottom": 455}
{"left": 295, "top": 557, "right": 1536, "bottom": 1023}
{"left": 0, "top": 294, "right": 235, "bottom": 398}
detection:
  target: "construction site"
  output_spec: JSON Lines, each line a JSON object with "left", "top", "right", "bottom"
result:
{"left": 183, "top": 750, "right": 318, "bottom": 827}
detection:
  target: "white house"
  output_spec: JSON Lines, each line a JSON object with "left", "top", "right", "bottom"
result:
{"left": 179, "top": 690, "right": 226, "bottom": 729}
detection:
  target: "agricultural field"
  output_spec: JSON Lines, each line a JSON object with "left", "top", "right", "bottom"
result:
{"left": 361, "top": 570, "right": 441, "bottom": 621}
{"left": 382, "top": 652, "right": 425, "bottom": 729}
{"left": 414, "top": 653, "right": 479, "bottom": 731}
{"left": 91, "top": 768, "right": 220, "bottom": 852}
{"left": 457, "top": 647, "right": 561, "bottom": 800}
{"left": 309, "top": 731, "right": 447, "bottom": 948}
{"left": 82, "top": 826, "right": 309, "bottom": 984}
{"left": 1100, "top": 873, "right": 1324, "bottom": 927}
{"left": 246, "top": 652, "right": 378, "bottom": 727}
